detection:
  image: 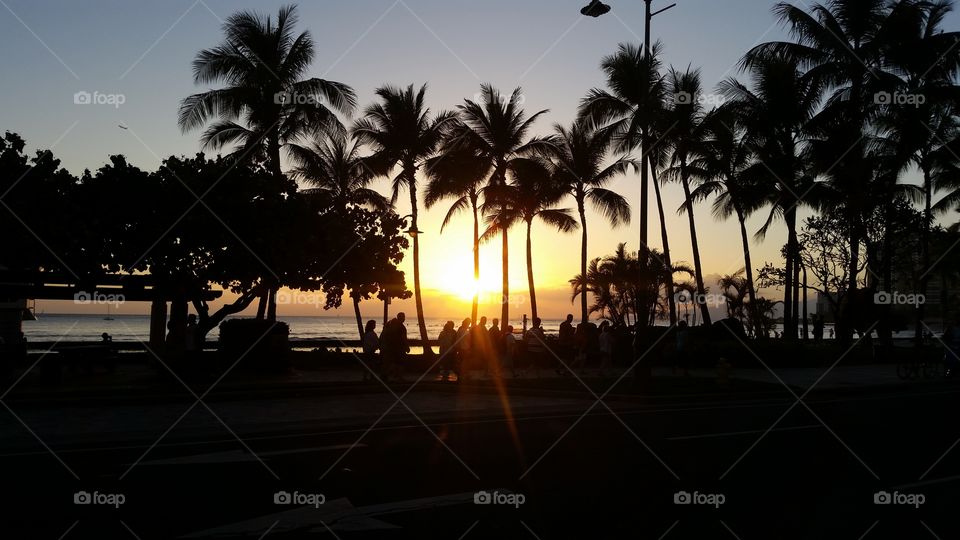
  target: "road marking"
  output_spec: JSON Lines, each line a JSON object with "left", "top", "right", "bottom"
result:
{"left": 666, "top": 424, "right": 821, "bottom": 441}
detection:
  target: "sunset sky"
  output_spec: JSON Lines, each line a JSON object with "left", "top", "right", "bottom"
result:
{"left": 3, "top": 0, "right": 955, "bottom": 320}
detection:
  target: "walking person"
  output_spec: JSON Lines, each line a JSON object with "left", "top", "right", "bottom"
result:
{"left": 437, "top": 320, "right": 457, "bottom": 381}
{"left": 381, "top": 312, "right": 409, "bottom": 382}
{"left": 488, "top": 318, "right": 503, "bottom": 378}
{"left": 469, "top": 316, "right": 490, "bottom": 381}
{"left": 524, "top": 317, "right": 547, "bottom": 378}
{"left": 361, "top": 320, "right": 380, "bottom": 382}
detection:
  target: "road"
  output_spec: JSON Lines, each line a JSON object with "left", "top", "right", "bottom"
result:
{"left": 2, "top": 379, "right": 959, "bottom": 539}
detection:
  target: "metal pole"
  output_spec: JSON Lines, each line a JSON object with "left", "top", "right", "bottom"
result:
{"left": 640, "top": 0, "right": 652, "bottom": 252}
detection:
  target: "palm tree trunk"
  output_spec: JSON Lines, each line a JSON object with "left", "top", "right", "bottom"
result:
{"left": 784, "top": 208, "right": 797, "bottom": 340}
{"left": 501, "top": 227, "right": 509, "bottom": 327}
{"left": 736, "top": 207, "right": 760, "bottom": 338}
{"left": 578, "top": 199, "right": 589, "bottom": 324}
{"left": 651, "top": 166, "right": 676, "bottom": 325}
{"left": 681, "top": 172, "right": 711, "bottom": 325}
{"left": 266, "top": 287, "right": 277, "bottom": 321}
{"left": 256, "top": 290, "right": 268, "bottom": 320}
{"left": 353, "top": 294, "right": 364, "bottom": 340}
{"left": 408, "top": 173, "right": 431, "bottom": 356}
{"left": 916, "top": 165, "right": 932, "bottom": 346}
{"left": 526, "top": 219, "right": 538, "bottom": 321}
{"left": 471, "top": 196, "right": 480, "bottom": 325}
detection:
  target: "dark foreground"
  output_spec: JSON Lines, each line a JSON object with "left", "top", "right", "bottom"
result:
{"left": 2, "top": 372, "right": 959, "bottom": 539}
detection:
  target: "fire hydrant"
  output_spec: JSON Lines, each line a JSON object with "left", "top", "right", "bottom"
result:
{"left": 717, "top": 357, "right": 732, "bottom": 387}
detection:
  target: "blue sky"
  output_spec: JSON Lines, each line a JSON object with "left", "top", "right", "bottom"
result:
{"left": 3, "top": 1, "right": 957, "bottom": 318}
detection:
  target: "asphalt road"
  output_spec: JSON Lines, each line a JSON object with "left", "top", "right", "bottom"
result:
{"left": 2, "top": 381, "right": 959, "bottom": 539}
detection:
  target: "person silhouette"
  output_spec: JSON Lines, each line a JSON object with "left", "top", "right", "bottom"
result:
{"left": 437, "top": 321, "right": 457, "bottom": 381}
{"left": 361, "top": 320, "right": 380, "bottom": 382}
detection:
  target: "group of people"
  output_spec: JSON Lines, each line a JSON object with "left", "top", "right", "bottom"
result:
{"left": 358, "top": 313, "right": 621, "bottom": 383}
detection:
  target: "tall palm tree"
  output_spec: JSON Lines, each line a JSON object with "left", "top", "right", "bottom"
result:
{"left": 722, "top": 56, "right": 821, "bottom": 340}
{"left": 580, "top": 42, "right": 680, "bottom": 325}
{"left": 437, "top": 84, "right": 552, "bottom": 327}
{"left": 876, "top": 0, "right": 960, "bottom": 342}
{"left": 353, "top": 84, "right": 457, "bottom": 353}
{"left": 548, "top": 120, "right": 633, "bottom": 324}
{"left": 743, "top": 0, "right": 913, "bottom": 340}
{"left": 424, "top": 149, "right": 490, "bottom": 323}
{"left": 662, "top": 66, "right": 713, "bottom": 326}
{"left": 287, "top": 131, "right": 389, "bottom": 212}
{"left": 689, "top": 106, "right": 764, "bottom": 335}
{"left": 479, "top": 158, "right": 578, "bottom": 321}
{"left": 178, "top": 4, "right": 356, "bottom": 320}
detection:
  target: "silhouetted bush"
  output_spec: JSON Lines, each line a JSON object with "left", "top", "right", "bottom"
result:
{"left": 218, "top": 319, "right": 290, "bottom": 372}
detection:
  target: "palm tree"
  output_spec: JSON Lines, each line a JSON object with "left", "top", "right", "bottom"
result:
{"left": 287, "top": 131, "right": 389, "bottom": 212}
{"left": 722, "top": 56, "right": 821, "bottom": 340}
{"left": 689, "top": 106, "right": 764, "bottom": 335}
{"left": 178, "top": 5, "right": 356, "bottom": 320}
{"left": 437, "top": 84, "right": 552, "bottom": 327}
{"left": 548, "top": 120, "right": 633, "bottom": 324}
{"left": 580, "top": 42, "right": 680, "bottom": 325}
{"left": 353, "top": 84, "right": 458, "bottom": 353}
{"left": 479, "top": 158, "right": 578, "bottom": 321}
{"left": 424, "top": 149, "right": 490, "bottom": 323}
{"left": 743, "top": 0, "right": 912, "bottom": 340}
{"left": 662, "top": 66, "right": 713, "bottom": 326}
{"left": 876, "top": 0, "right": 960, "bottom": 342}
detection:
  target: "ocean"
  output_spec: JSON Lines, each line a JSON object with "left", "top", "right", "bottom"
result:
{"left": 22, "top": 313, "right": 570, "bottom": 343}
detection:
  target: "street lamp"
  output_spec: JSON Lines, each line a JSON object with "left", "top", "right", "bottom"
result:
{"left": 399, "top": 214, "right": 423, "bottom": 237}
{"left": 581, "top": 0, "right": 676, "bottom": 252}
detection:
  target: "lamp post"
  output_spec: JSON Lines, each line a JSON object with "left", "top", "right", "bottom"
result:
{"left": 582, "top": 0, "right": 676, "bottom": 251}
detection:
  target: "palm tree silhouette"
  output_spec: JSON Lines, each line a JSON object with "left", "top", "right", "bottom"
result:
{"left": 424, "top": 148, "right": 490, "bottom": 323}
{"left": 480, "top": 157, "right": 578, "bottom": 321}
{"left": 287, "top": 131, "right": 389, "bottom": 212}
{"left": 689, "top": 106, "right": 764, "bottom": 335}
{"left": 662, "top": 66, "right": 713, "bottom": 326}
{"left": 722, "top": 56, "right": 820, "bottom": 340}
{"left": 580, "top": 42, "right": 679, "bottom": 325}
{"left": 744, "top": 0, "right": 906, "bottom": 339}
{"left": 875, "top": 0, "right": 960, "bottom": 342}
{"left": 437, "top": 85, "right": 552, "bottom": 327}
{"left": 548, "top": 120, "right": 633, "bottom": 324}
{"left": 353, "top": 84, "right": 457, "bottom": 353}
{"left": 178, "top": 5, "right": 356, "bottom": 320}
